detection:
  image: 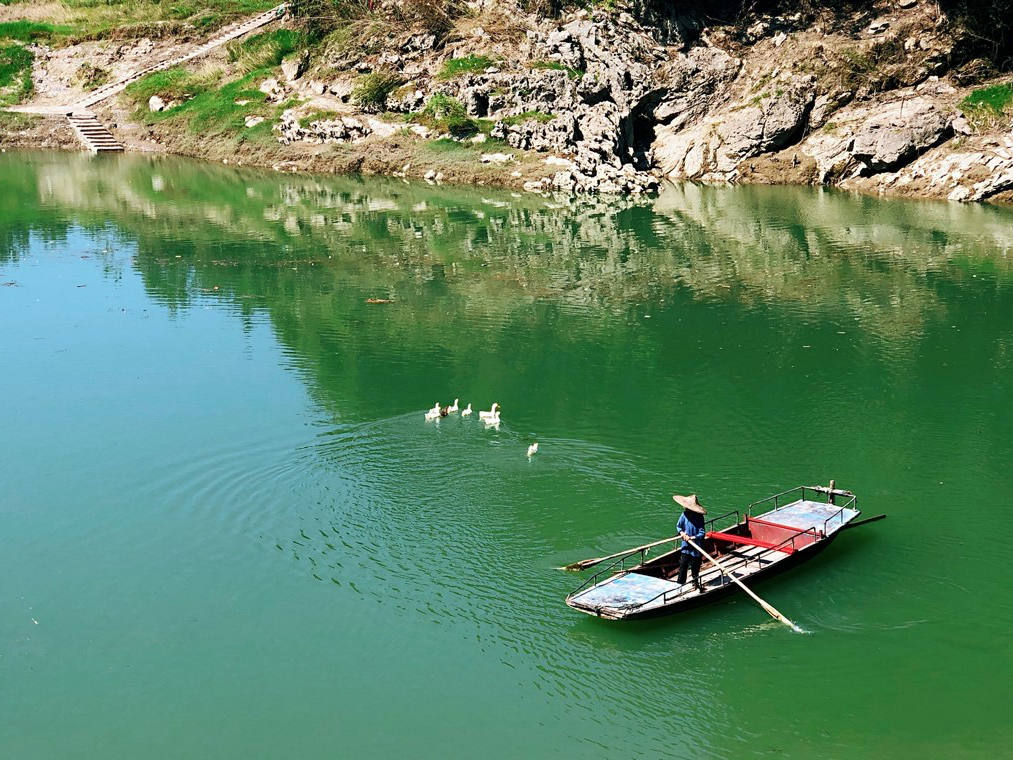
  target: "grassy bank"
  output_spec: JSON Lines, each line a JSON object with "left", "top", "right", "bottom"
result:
{"left": 0, "top": 41, "right": 31, "bottom": 105}
{"left": 0, "top": 0, "right": 279, "bottom": 42}
{"left": 124, "top": 66, "right": 290, "bottom": 148}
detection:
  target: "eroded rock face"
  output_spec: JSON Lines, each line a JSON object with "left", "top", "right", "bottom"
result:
{"left": 652, "top": 47, "right": 741, "bottom": 131}
{"left": 491, "top": 113, "right": 577, "bottom": 153}
{"left": 276, "top": 110, "right": 373, "bottom": 145}
{"left": 281, "top": 1, "right": 1001, "bottom": 200}
{"left": 850, "top": 97, "right": 951, "bottom": 173}
{"left": 654, "top": 75, "right": 816, "bottom": 180}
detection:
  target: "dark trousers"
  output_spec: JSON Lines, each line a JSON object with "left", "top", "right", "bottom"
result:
{"left": 677, "top": 551, "right": 702, "bottom": 587}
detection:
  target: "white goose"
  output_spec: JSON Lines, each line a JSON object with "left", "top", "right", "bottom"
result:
{"left": 424, "top": 402, "right": 441, "bottom": 421}
{"left": 527, "top": 442, "right": 538, "bottom": 457}
{"left": 447, "top": 398, "right": 459, "bottom": 413}
{"left": 460, "top": 403, "right": 473, "bottom": 417}
{"left": 479, "top": 402, "right": 500, "bottom": 425}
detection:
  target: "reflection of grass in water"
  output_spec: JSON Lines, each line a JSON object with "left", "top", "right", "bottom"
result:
{"left": 13, "top": 153, "right": 1013, "bottom": 341}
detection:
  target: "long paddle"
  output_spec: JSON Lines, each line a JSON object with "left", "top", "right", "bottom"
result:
{"left": 558, "top": 535, "right": 678, "bottom": 572}
{"left": 681, "top": 533, "right": 806, "bottom": 634}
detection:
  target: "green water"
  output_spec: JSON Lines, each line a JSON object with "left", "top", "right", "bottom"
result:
{"left": 2, "top": 152, "right": 1012, "bottom": 758}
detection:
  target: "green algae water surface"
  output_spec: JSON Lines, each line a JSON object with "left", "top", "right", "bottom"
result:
{"left": 2, "top": 152, "right": 1012, "bottom": 759}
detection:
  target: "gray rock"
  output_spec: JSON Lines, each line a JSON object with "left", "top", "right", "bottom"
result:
{"left": 654, "top": 76, "right": 815, "bottom": 179}
{"left": 952, "top": 115, "right": 973, "bottom": 136}
{"left": 280, "top": 52, "right": 308, "bottom": 83}
{"left": 259, "top": 78, "right": 286, "bottom": 103}
{"left": 652, "top": 47, "right": 741, "bottom": 130}
{"left": 480, "top": 152, "right": 514, "bottom": 164}
{"left": 148, "top": 95, "right": 166, "bottom": 112}
{"left": 851, "top": 98, "right": 952, "bottom": 173}
{"left": 327, "top": 80, "right": 355, "bottom": 102}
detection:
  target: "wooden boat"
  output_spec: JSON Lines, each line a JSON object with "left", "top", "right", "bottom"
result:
{"left": 566, "top": 485, "right": 861, "bottom": 621}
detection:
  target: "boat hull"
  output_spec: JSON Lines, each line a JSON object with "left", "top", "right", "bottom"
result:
{"left": 568, "top": 529, "right": 843, "bottom": 621}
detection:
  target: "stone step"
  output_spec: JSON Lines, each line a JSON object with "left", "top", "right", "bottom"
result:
{"left": 66, "top": 112, "right": 124, "bottom": 153}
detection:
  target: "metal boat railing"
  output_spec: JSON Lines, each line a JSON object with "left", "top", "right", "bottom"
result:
{"left": 747, "top": 485, "right": 858, "bottom": 519}
{"left": 567, "top": 509, "right": 744, "bottom": 601}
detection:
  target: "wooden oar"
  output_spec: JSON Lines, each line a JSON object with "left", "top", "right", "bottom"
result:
{"left": 558, "top": 536, "right": 678, "bottom": 572}
{"left": 681, "top": 534, "right": 806, "bottom": 634}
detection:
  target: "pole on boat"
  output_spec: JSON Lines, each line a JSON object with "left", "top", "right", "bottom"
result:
{"left": 558, "top": 535, "right": 679, "bottom": 572}
{"left": 681, "top": 533, "right": 806, "bottom": 634}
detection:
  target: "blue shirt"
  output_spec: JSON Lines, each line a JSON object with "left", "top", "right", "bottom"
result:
{"left": 677, "top": 512, "right": 707, "bottom": 557}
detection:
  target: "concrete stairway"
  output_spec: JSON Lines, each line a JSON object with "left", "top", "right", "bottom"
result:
{"left": 11, "top": 4, "right": 288, "bottom": 153}
{"left": 67, "top": 112, "right": 124, "bottom": 153}
{"left": 71, "top": 3, "right": 288, "bottom": 111}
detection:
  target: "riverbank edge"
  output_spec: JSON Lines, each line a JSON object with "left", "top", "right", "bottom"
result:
{"left": 6, "top": 110, "right": 1013, "bottom": 207}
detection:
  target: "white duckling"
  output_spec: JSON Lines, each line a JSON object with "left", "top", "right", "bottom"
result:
{"left": 527, "top": 442, "right": 538, "bottom": 458}
{"left": 478, "top": 402, "right": 500, "bottom": 424}
{"left": 424, "top": 402, "right": 441, "bottom": 421}
{"left": 460, "top": 403, "right": 473, "bottom": 417}
{"left": 447, "top": 398, "right": 459, "bottom": 413}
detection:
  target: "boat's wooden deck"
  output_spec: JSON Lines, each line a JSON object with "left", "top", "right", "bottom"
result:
{"left": 570, "top": 543, "right": 793, "bottom": 615}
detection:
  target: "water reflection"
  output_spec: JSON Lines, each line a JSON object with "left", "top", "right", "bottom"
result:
{"left": 3, "top": 151, "right": 1012, "bottom": 756}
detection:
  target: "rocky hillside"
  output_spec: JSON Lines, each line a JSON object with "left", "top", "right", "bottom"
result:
{"left": 4, "top": 0, "right": 1013, "bottom": 201}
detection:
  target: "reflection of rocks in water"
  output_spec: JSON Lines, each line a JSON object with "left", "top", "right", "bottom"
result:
{"left": 13, "top": 152, "right": 1013, "bottom": 342}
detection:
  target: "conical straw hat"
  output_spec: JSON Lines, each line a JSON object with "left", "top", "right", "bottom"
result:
{"left": 673, "top": 493, "right": 707, "bottom": 514}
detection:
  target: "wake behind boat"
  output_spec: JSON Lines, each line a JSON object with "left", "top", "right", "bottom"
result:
{"left": 566, "top": 485, "right": 869, "bottom": 621}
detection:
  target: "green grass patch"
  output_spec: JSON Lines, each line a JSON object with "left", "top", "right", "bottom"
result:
{"left": 352, "top": 69, "right": 400, "bottom": 110}
{"left": 425, "top": 138, "right": 476, "bottom": 153}
{"left": 226, "top": 28, "right": 305, "bottom": 72}
{"left": 529, "top": 59, "right": 583, "bottom": 80}
{"left": 960, "top": 82, "right": 1013, "bottom": 128}
{"left": 439, "top": 55, "right": 493, "bottom": 80}
{"left": 0, "top": 21, "right": 73, "bottom": 42}
{"left": 125, "top": 67, "right": 214, "bottom": 104}
{"left": 0, "top": 109, "right": 40, "bottom": 130}
{"left": 299, "top": 108, "right": 341, "bottom": 127}
{"left": 57, "top": 0, "right": 277, "bottom": 41}
{"left": 407, "top": 94, "right": 481, "bottom": 138}
{"left": 502, "top": 110, "right": 555, "bottom": 126}
{"left": 0, "top": 43, "right": 32, "bottom": 106}
{"left": 124, "top": 66, "right": 287, "bottom": 145}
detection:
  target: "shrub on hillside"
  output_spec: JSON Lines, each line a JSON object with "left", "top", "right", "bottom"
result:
{"left": 352, "top": 69, "right": 401, "bottom": 110}
{"left": 410, "top": 94, "right": 480, "bottom": 138}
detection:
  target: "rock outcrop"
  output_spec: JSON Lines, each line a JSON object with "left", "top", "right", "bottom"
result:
{"left": 850, "top": 97, "right": 952, "bottom": 174}
{"left": 654, "top": 75, "right": 816, "bottom": 181}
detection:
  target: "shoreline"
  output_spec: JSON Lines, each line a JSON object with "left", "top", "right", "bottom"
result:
{"left": 4, "top": 1, "right": 1013, "bottom": 205}
{"left": 5, "top": 111, "right": 1013, "bottom": 208}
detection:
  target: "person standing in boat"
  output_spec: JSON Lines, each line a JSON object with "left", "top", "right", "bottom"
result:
{"left": 674, "top": 494, "right": 708, "bottom": 591}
